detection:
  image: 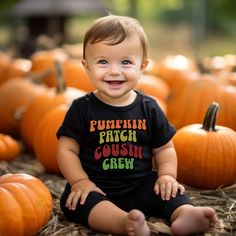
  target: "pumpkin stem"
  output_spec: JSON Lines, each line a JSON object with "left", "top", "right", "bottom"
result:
{"left": 232, "top": 65, "right": 236, "bottom": 73}
{"left": 194, "top": 54, "right": 210, "bottom": 74}
{"left": 54, "top": 60, "right": 66, "bottom": 94}
{"left": 202, "top": 102, "right": 219, "bottom": 131}
{"left": 28, "top": 68, "right": 52, "bottom": 84}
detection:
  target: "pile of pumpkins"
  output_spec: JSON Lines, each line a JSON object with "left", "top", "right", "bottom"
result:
{"left": 0, "top": 48, "right": 236, "bottom": 234}
{"left": 149, "top": 54, "right": 236, "bottom": 189}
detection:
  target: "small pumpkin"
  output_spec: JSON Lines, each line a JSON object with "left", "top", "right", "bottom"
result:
{"left": 173, "top": 102, "right": 236, "bottom": 189}
{"left": 0, "top": 173, "right": 53, "bottom": 236}
{"left": 0, "top": 134, "right": 21, "bottom": 162}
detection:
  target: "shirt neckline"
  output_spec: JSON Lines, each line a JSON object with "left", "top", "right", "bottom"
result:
{"left": 90, "top": 91, "right": 141, "bottom": 112}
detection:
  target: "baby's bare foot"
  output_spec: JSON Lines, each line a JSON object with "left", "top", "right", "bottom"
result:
{"left": 125, "top": 209, "right": 150, "bottom": 236}
{"left": 171, "top": 205, "right": 218, "bottom": 235}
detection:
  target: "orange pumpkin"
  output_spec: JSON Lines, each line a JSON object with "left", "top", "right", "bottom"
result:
{"left": 0, "top": 173, "right": 53, "bottom": 236}
{"left": 20, "top": 61, "right": 86, "bottom": 150}
{"left": 135, "top": 74, "right": 170, "bottom": 102}
{"left": 0, "top": 78, "right": 47, "bottom": 137}
{"left": 149, "top": 55, "right": 199, "bottom": 91}
{"left": 224, "top": 71, "right": 236, "bottom": 87}
{"left": 0, "top": 134, "right": 21, "bottom": 161}
{"left": 166, "top": 74, "right": 236, "bottom": 131}
{"left": 63, "top": 59, "right": 96, "bottom": 92}
{"left": 34, "top": 104, "right": 68, "bottom": 173}
{"left": 0, "top": 51, "right": 12, "bottom": 85}
{"left": 173, "top": 102, "right": 236, "bottom": 189}
{"left": 31, "top": 48, "right": 68, "bottom": 87}
{"left": 6, "top": 58, "right": 32, "bottom": 79}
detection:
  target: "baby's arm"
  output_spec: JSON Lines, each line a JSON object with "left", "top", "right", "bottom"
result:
{"left": 152, "top": 140, "right": 185, "bottom": 200}
{"left": 57, "top": 136, "right": 105, "bottom": 210}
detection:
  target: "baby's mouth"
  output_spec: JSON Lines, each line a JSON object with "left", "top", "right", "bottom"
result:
{"left": 106, "top": 81, "right": 124, "bottom": 86}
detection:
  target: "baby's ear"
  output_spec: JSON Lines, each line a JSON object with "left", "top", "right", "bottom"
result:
{"left": 81, "top": 59, "right": 89, "bottom": 73}
{"left": 141, "top": 59, "right": 149, "bottom": 72}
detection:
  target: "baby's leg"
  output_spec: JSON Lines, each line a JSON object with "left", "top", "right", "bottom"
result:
{"left": 170, "top": 204, "right": 218, "bottom": 235}
{"left": 88, "top": 200, "right": 150, "bottom": 236}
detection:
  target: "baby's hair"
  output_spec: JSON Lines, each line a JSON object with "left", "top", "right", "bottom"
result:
{"left": 83, "top": 14, "right": 149, "bottom": 60}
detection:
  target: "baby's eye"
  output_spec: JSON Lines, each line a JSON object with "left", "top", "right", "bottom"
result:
{"left": 122, "top": 60, "right": 132, "bottom": 65}
{"left": 98, "top": 60, "right": 108, "bottom": 65}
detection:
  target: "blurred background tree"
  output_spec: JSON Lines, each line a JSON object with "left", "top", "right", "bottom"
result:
{"left": 0, "top": 0, "right": 235, "bottom": 59}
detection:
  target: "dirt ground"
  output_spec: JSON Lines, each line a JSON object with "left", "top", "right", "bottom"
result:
{"left": 1, "top": 152, "right": 235, "bottom": 236}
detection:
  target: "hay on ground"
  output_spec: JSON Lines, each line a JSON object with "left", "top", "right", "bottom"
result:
{"left": 0, "top": 153, "right": 235, "bottom": 236}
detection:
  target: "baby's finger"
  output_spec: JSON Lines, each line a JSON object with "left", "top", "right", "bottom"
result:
{"left": 160, "top": 182, "right": 167, "bottom": 200}
{"left": 71, "top": 191, "right": 81, "bottom": 210}
{"left": 171, "top": 182, "right": 179, "bottom": 198}
{"left": 80, "top": 190, "right": 89, "bottom": 205}
{"left": 154, "top": 183, "right": 160, "bottom": 195}
{"left": 95, "top": 187, "right": 107, "bottom": 196}
{"left": 66, "top": 191, "right": 75, "bottom": 209}
{"left": 178, "top": 184, "right": 185, "bottom": 195}
{"left": 164, "top": 181, "right": 172, "bottom": 200}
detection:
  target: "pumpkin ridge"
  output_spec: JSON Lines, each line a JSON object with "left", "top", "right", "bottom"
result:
{"left": 16, "top": 183, "right": 41, "bottom": 233}
{"left": 220, "top": 130, "right": 236, "bottom": 184}
{"left": 15, "top": 177, "right": 52, "bottom": 226}
{"left": 0, "top": 186, "right": 25, "bottom": 235}
{"left": 2, "top": 183, "right": 40, "bottom": 235}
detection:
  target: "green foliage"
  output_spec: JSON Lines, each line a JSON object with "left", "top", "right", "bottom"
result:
{"left": 110, "top": 0, "right": 131, "bottom": 14}
{"left": 0, "top": 0, "right": 19, "bottom": 24}
{"left": 0, "top": 0, "right": 19, "bottom": 12}
{"left": 208, "top": 0, "right": 236, "bottom": 20}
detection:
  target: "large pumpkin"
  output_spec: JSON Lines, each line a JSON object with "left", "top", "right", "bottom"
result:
{"left": 167, "top": 74, "right": 236, "bottom": 131}
{"left": 63, "top": 59, "right": 96, "bottom": 92}
{"left": 20, "top": 61, "right": 86, "bottom": 151}
{"left": 34, "top": 104, "right": 68, "bottom": 174}
{"left": 0, "top": 134, "right": 21, "bottom": 162}
{"left": 0, "top": 173, "right": 53, "bottom": 236}
{"left": 173, "top": 102, "right": 236, "bottom": 189}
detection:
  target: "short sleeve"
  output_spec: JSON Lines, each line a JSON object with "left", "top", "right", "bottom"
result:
{"left": 56, "top": 99, "right": 87, "bottom": 144}
{"left": 143, "top": 98, "right": 176, "bottom": 148}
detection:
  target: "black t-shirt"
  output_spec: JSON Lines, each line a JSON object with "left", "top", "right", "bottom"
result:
{"left": 57, "top": 91, "right": 176, "bottom": 193}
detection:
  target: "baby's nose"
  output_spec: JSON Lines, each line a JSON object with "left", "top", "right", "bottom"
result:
{"left": 109, "top": 64, "right": 122, "bottom": 74}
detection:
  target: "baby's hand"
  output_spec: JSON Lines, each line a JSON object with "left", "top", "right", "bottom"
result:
{"left": 66, "top": 178, "right": 106, "bottom": 210}
{"left": 154, "top": 175, "right": 185, "bottom": 201}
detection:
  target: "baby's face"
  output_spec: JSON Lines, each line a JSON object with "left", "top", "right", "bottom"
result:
{"left": 82, "top": 35, "right": 148, "bottom": 105}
